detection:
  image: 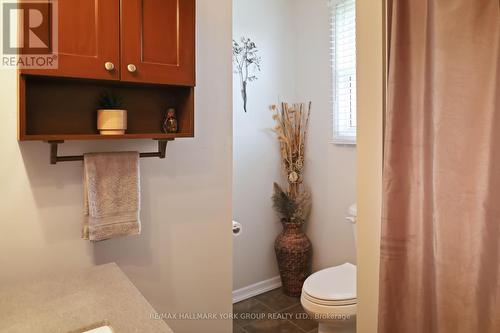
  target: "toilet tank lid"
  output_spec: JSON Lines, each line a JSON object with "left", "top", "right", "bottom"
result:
{"left": 303, "top": 263, "right": 356, "bottom": 301}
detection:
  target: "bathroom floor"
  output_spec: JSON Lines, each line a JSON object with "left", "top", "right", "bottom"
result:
{"left": 233, "top": 288, "right": 318, "bottom": 333}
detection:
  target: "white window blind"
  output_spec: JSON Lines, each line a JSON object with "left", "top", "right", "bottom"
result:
{"left": 330, "top": 0, "right": 357, "bottom": 144}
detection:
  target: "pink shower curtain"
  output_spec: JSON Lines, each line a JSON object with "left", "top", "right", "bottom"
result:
{"left": 379, "top": 1, "right": 500, "bottom": 333}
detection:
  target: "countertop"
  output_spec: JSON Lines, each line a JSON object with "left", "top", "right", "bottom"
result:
{"left": 0, "top": 263, "right": 173, "bottom": 333}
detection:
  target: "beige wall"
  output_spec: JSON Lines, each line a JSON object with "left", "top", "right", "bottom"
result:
{"left": 232, "top": 0, "right": 297, "bottom": 290}
{"left": 0, "top": 1, "right": 233, "bottom": 332}
{"left": 293, "top": 0, "right": 357, "bottom": 272}
{"left": 356, "top": 0, "right": 384, "bottom": 332}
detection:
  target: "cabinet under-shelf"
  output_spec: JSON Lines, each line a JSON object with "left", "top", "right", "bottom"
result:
{"left": 21, "top": 133, "right": 192, "bottom": 141}
{"left": 19, "top": 75, "right": 194, "bottom": 141}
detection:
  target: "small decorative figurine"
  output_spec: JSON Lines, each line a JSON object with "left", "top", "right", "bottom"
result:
{"left": 162, "top": 108, "right": 178, "bottom": 133}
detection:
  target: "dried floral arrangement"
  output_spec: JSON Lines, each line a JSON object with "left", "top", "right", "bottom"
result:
{"left": 233, "top": 37, "right": 261, "bottom": 112}
{"left": 271, "top": 102, "right": 312, "bottom": 225}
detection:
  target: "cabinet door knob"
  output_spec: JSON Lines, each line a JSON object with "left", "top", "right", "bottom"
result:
{"left": 104, "top": 62, "right": 115, "bottom": 71}
{"left": 127, "top": 64, "right": 137, "bottom": 73}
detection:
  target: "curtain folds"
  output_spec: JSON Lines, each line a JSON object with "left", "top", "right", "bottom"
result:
{"left": 379, "top": 1, "right": 500, "bottom": 332}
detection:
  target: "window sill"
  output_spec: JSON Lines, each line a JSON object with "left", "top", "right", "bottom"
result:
{"left": 331, "top": 139, "right": 357, "bottom": 146}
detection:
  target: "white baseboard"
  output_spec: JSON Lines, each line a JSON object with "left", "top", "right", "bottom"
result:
{"left": 232, "top": 276, "right": 282, "bottom": 304}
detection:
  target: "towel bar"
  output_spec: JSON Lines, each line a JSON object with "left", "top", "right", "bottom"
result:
{"left": 47, "top": 139, "right": 171, "bottom": 165}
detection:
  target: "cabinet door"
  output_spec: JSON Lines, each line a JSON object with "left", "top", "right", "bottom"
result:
{"left": 21, "top": 0, "right": 120, "bottom": 80}
{"left": 121, "top": 0, "right": 195, "bottom": 86}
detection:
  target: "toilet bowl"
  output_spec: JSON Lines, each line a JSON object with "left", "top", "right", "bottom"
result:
{"left": 301, "top": 204, "right": 357, "bottom": 333}
{"left": 301, "top": 263, "right": 356, "bottom": 333}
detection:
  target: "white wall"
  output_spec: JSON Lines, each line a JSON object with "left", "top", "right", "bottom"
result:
{"left": 232, "top": 0, "right": 296, "bottom": 290}
{"left": 293, "top": 0, "right": 357, "bottom": 271}
{"left": 233, "top": 0, "right": 357, "bottom": 291}
{"left": 0, "top": 1, "right": 233, "bottom": 333}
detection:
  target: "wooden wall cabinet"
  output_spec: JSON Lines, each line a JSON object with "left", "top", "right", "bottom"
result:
{"left": 19, "top": 0, "right": 196, "bottom": 143}
{"left": 21, "top": 0, "right": 120, "bottom": 81}
{"left": 21, "top": 0, "right": 195, "bottom": 85}
{"left": 121, "top": 0, "right": 196, "bottom": 85}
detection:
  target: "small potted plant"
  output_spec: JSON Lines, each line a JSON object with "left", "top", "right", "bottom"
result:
{"left": 97, "top": 91, "right": 127, "bottom": 135}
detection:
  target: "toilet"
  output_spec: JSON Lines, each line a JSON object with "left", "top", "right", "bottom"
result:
{"left": 301, "top": 204, "right": 357, "bottom": 333}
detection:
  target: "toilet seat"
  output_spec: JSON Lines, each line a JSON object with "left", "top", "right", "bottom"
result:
{"left": 303, "top": 292, "right": 356, "bottom": 306}
{"left": 302, "top": 263, "right": 357, "bottom": 306}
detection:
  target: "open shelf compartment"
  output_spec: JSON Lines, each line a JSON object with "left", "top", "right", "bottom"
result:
{"left": 19, "top": 75, "right": 194, "bottom": 141}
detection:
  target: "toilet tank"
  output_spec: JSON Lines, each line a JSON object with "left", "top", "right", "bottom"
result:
{"left": 346, "top": 204, "right": 357, "bottom": 246}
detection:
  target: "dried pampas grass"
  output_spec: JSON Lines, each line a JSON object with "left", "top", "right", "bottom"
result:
{"left": 271, "top": 102, "right": 312, "bottom": 224}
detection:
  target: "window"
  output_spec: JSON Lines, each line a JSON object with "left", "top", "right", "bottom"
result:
{"left": 330, "top": 0, "right": 356, "bottom": 144}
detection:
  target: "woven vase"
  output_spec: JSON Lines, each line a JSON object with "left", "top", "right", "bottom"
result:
{"left": 275, "top": 221, "right": 312, "bottom": 297}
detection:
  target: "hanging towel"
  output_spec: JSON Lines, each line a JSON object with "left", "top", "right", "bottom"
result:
{"left": 83, "top": 152, "right": 141, "bottom": 242}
